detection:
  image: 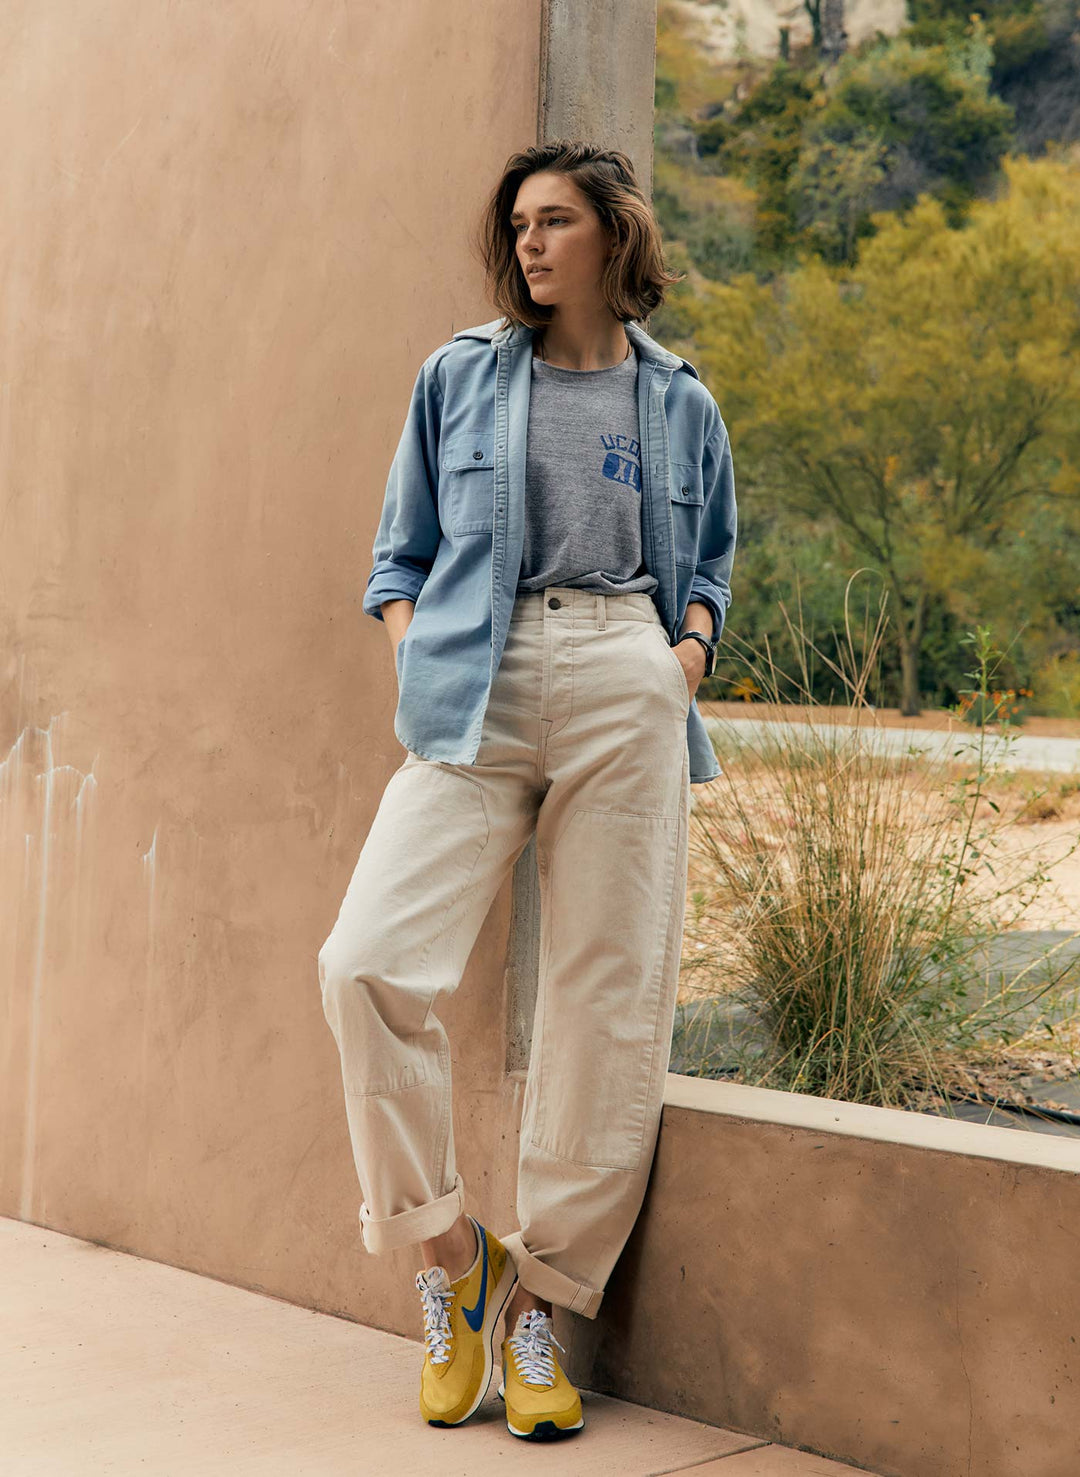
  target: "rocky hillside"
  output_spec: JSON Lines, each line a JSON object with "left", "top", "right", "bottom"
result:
{"left": 669, "top": 0, "right": 907, "bottom": 61}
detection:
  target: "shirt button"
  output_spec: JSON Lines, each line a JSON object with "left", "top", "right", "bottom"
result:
{"left": 473, "top": 450, "right": 484, "bottom": 460}
{"left": 681, "top": 484, "right": 690, "bottom": 494}
{"left": 547, "top": 597, "right": 561, "bottom": 609}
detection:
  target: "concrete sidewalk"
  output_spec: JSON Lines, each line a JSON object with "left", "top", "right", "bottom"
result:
{"left": 2, "top": 1217, "right": 879, "bottom": 1476}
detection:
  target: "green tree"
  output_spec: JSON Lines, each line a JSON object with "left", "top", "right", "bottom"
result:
{"left": 792, "top": 26, "right": 1015, "bottom": 248}
{"left": 792, "top": 134, "right": 889, "bottom": 263}
{"left": 667, "top": 155, "right": 1080, "bottom": 713}
{"left": 694, "top": 61, "right": 817, "bottom": 263}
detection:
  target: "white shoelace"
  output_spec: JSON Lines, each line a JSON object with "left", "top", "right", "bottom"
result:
{"left": 416, "top": 1268, "right": 455, "bottom": 1365}
{"left": 506, "top": 1309, "right": 567, "bottom": 1387}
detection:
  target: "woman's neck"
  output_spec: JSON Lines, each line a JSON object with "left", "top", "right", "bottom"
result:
{"left": 533, "top": 307, "right": 630, "bottom": 371}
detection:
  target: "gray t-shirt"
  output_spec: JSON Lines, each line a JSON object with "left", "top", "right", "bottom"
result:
{"left": 515, "top": 346, "right": 659, "bottom": 599}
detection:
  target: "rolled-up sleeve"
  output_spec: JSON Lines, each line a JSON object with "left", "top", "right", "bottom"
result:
{"left": 362, "top": 359, "right": 444, "bottom": 621}
{"left": 687, "top": 425, "right": 737, "bottom": 642}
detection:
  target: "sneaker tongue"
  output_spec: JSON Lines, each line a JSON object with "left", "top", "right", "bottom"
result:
{"left": 516, "top": 1309, "right": 550, "bottom": 1335}
{"left": 421, "top": 1266, "right": 453, "bottom": 1293}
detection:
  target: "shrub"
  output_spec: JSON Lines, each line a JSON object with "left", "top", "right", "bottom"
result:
{"left": 678, "top": 585, "right": 1080, "bottom": 1111}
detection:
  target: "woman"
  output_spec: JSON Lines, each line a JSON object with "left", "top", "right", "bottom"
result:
{"left": 318, "top": 139, "right": 737, "bottom": 1443}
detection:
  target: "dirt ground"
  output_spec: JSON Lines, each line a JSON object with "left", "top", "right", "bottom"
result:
{"left": 690, "top": 703, "right": 1080, "bottom": 941}
{"left": 681, "top": 746, "right": 1080, "bottom": 1006}
{"left": 987, "top": 799, "right": 1080, "bottom": 929}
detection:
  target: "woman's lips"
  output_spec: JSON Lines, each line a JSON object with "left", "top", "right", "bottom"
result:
{"left": 528, "top": 267, "right": 551, "bottom": 277}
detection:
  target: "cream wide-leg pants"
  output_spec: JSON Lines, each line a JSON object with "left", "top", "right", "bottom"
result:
{"left": 318, "top": 585, "right": 693, "bottom": 1319}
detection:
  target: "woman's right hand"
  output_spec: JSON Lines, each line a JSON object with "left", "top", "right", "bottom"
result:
{"left": 380, "top": 598, "right": 415, "bottom": 663}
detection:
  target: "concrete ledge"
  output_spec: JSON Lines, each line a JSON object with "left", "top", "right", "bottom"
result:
{"left": 664, "top": 1072, "right": 1080, "bottom": 1173}
{"left": 563, "top": 1071, "right": 1080, "bottom": 1477}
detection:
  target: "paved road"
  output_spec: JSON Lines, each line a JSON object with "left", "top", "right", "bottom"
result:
{"left": 702, "top": 715, "right": 1080, "bottom": 774}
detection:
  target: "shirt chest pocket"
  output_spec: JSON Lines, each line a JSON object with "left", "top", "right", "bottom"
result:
{"left": 441, "top": 432, "right": 495, "bottom": 536}
{"left": 670, "top": 461, "right": 705, "bottom": 568}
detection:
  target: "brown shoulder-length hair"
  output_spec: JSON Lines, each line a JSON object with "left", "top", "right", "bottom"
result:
{"left": 475, "top": 139, "right": 684, "bottom": 331}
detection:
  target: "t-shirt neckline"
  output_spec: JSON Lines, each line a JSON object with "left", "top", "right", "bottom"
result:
{"left": 531, "top": 347, "right": 637, "bottom": 377}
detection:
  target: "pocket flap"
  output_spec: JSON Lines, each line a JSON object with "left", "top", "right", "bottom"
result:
{"left": 442, "top": 432, "right": 494, "bottom": 472}
{"left": 670, "top": 462, "right": 704, "bottom": 504}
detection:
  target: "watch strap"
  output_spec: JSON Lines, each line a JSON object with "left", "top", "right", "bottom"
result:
{"left": 675, "top": 629, "right": 716, "bottom": 677}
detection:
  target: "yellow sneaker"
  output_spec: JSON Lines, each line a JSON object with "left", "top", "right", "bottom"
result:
{"left": 497, "top": 1309, "right": 585, "bottom": 1440}
{"left": 415, "top": 1214, "right": 518, "bottom": 1427}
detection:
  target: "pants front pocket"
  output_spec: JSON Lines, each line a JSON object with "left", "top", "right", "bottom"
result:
{"left": 648, "top": 623, "right": 693, "bottom": 715}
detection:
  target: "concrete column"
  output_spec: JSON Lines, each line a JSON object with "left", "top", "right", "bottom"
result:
{"left": 538, "top": 0, "right": 658, "bottom": 196}
{"left": 506, "top": 0, "right": 658, "bottom": 1072}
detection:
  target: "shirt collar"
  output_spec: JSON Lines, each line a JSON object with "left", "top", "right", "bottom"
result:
{"left": 451, "top": 316, "right": 698, "bottom": 378}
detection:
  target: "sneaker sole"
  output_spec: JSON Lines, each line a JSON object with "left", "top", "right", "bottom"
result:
{"left": 425, "top": 1227, "right": 520, "bottom": 1429}
{"left": 496, "top": 1382, "right": 585, "bottom": 1439}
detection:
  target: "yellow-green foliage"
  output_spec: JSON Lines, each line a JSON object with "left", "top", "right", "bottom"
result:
{"left": 662, "top": 154, "right": 1080, "bottom": 710}
{"left": 1034, "top": 651, "right": 1080, "bottom": 718}
{"left": 655, "top": 1, "right": 1079, "bottom": 270}
{"left": 655, "top": 0, "right": 735, "bottom": 116}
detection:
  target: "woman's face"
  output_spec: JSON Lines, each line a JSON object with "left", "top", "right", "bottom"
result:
{"left": 510, "top": 170, "right": 613, "bottom": 312}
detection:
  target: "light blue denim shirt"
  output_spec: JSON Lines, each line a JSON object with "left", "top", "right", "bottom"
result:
{"left": 362, "top": 315, "right": 737, "bottom": 785}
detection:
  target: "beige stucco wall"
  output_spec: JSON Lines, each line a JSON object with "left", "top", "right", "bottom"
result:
{"left": 0, "top": 0, "right": 545, "bottom": 1316}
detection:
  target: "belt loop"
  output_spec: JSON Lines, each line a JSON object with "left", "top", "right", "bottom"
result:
{"left": 595, "top": 593, "right": 606, "bottom": 630}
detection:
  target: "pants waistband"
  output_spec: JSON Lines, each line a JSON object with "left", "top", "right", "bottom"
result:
{"left": 509, "top": 587, "right": 664, "bottom": 627}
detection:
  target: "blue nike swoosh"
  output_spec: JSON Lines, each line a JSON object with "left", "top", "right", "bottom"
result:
{"left": 461, "top": 1228, "right": 488, "bottom": 1332}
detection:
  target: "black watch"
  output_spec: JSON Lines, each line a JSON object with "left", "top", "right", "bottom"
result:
{"left": 676, "top": 629, "right": 717, "bottom": 677}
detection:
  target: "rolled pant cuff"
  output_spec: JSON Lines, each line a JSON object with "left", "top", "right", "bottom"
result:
{"left": 499, "top": 1231, "right": 603, "bottom": 1320}
{"left": 358, "top": 1172, "right": 466, "bottom": 1255}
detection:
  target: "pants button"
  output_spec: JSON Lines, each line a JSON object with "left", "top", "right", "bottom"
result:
{"left": 547, "top": 596, "right": 561, "bottom": 609}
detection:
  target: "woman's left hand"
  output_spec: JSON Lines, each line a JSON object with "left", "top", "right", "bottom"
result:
{"left": 673, "top": 637, "right": 707, "bottom": 701}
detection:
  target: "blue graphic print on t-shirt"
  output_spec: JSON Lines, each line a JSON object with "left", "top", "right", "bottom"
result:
{"left": 600, "top": 432, "right": 641, "bottom": 490}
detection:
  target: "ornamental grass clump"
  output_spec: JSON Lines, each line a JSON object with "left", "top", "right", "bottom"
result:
{"left": 680, "top": 583, "right": 1080, "bottom": 1114}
